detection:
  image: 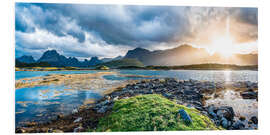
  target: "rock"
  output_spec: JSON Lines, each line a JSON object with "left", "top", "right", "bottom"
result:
{"left": 250, "top": 116, "right": 258, "bottom": 124}
{"left": 245, "top": 81, "right": 253, "bottom": 88}
{"left": 96, "top": 100, "right": 110, "bottom": 108}
{"left": 233, "top": 82, "right": 242, "bottom": 88}
{"left": 241, "top": 91, "right": 257, "bottom": 99}
{"left": 16, "top": 128, "right": 26, "bottom": 133}
{"left": 162, "top": 93, "right": 172, "bottom": 99}
{"left": 105, "top": 95, "right": 111, "bottom": 100}
{"left": 195, "top": 106, "right": 204, "bottom": 111}
{"left": 208, "top": 105, "right": 217, "bottom": 119}
{"left": 192, "top": 101, "right": 202, "bottom": 106}
{"left": 239, "top": 116, "right": 246, "bottom": 121}
{"left": 216, "top": 106, "right": 235, "bottom": 121}
{"left": 113, "top": 96, "right": 119, "bottom": 101}
{"left": 74, "top": 117, "right": 82, "bottom": 123}
{"left": 183, "top": 90, "right": 198, "bottom": 95}
{"left": 72, "top": 108, "right": 78, "bottom": 114}
{"left": 179, "top": 109, "right": 192, "bottom": 123}
{"left": 57, "top": 114, "right": 64, "bottom": 119}
{"left": 216, "top": 110, "right": 224, "bottom": 118}
{"left": 73, "top": 126, "right": 84, "bottom": 132}
{"left": 97, "top": 106, "right": 108, "bottom": 113}
{"left": 221, "top": 117, "right": 229, "bottom": 129}
{"left": 47, "top": 128, "right": 53, "bottom": 133}
{"left": 184, "top": 86, "right": 190, "bottom": 90}
{"left": 232, "top": 120, "right": 245, "bottom": 130}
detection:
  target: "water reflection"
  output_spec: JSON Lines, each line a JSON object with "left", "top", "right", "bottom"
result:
{"left": 15, "top": 85, "right": 102, "bottom": 126}
{"left": 224, "top": 70, "right": 231, "bottom": 82}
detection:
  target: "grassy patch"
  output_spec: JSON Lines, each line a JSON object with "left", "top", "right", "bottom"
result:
{"left": 94, "top": 94, "right": 219, "bottom": 132}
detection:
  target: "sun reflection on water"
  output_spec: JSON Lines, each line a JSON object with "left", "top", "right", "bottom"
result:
{"left": 224, "top": 70, "right": 232, "bottom": 82}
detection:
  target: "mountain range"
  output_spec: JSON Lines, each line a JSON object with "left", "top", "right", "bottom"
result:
{"left": 124, "top": 44, "right": 258, "bottom": 66}
{"left": 16, "top": 44, "right": 258, "bottom": 67}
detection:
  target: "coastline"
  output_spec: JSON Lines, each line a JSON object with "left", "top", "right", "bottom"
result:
{"left": 15, "top": 63, "right": 258, "bottom": 72}
{"left": 15, "top": 75, "right": 258, "bottom": 133}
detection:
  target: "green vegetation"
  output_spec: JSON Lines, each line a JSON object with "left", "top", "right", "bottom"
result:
{"left": 15, "top": 60, "right": 51, "bottom": 67}
{"left": 96, "top": 65, "right": 110, "bottom": 70}
{"left": 15, "top": 66, "right": 84, "bottom": 71}
{"left": 98, "top": 58, "right": 144, "bottom": 68}
{"left": 94, "top": 94, "right": 219, "bottom": 132}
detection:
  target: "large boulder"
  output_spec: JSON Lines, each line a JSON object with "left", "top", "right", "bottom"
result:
{"left": 179, "top": 109, "right": 192, "bottom": 123}
{"left": 216, "top": 106, "right": 235, "bottom": 121}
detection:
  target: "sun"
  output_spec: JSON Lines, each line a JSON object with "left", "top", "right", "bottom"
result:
{"left": 210, "top": 34, "right": 235, "bottom": 58}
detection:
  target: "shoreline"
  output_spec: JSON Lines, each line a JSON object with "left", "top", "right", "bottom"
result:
{"left": 15, "top": 77, "right": 258, "bottom": 133}
{"left": 15, "top": 63, "right": 258, "bottom": 71}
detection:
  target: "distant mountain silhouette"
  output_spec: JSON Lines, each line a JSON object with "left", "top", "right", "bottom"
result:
{"left": 124, "top": 44, "right": 258, "bottom": 66}
{"left": 16, "top": 44, "right": 258, "bottom": 67}
{"left": 16, "top": 55, "right": 35, "bottom": 63}
{"left": 81, "top": 57, "right": 103, "bottom": 66}
{"left": 36, "top": 50, "right": 102, "bottom": 67}
{"left": 101, "top": 56, "right": 123, "bottom": 63}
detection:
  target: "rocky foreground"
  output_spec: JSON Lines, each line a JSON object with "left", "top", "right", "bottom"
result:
{"left": 16, "top": 78, "right": 258, "bottom": 133}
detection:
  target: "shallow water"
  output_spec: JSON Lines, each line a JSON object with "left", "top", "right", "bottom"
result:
{"left": 15, "top": 85, "right": 103, "bottom": 126}
{"left": 119, "top": 70, "right": 258, "bottom": 82}
{"left": 15, "top": 69, "right": 258, "bottom": 126}
{"left": 16, "top": 70, "right": 258, "bottom": 82}
{"left": 205, "top": 90, "right": 258, "bottom": 120}
{"left": 15, "top": 70, "right": 101, "bottom": 80}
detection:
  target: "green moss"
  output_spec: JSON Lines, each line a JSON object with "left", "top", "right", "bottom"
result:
{"left": 94, "top": 94, "right": 220, "bottom": 132}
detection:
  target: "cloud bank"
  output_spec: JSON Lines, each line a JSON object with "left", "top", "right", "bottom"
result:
{"left": 15, "top": 3, "right": 258, "bottom": 59}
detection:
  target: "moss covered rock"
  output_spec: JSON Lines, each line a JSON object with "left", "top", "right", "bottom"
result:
{"left": 95, "top": 94, "right": 219, "bottom": 131}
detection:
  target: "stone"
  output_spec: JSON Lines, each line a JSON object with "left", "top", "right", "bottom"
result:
{"left": 239, "top": 116, "right": 246, "bottom": 121}
{"left": 232, "top": 120, "right": 245, "bottom": 130}
{"left": 74, "top": 117, "right": 82, "bottom": 123}
{"left": 208, "top": 105, "right": 217, "bottom": 119}
{"left": 113, "top": 96, "right": 119, "bottom": 101}
{"left": 250, "top": 116, "right": 258, "bottom": 124}
{"left": 245, "top": 81, "right": 253, "bottom": 88}
{"left": 73, "top": 126, "right": 84, "bottom": 132}
{"left": 183, "top": 90, "right": 198, "bottom": 95}
{"left": 57, "top": 114, "right": 64, "bottom": 119}
{"left": 16, "top": 128, "right": 26, "bottom": 133}
{"left": 183, "top": 86, "right": 190, "bottom": 90}
{"left": 162, "top": 93, "right": 172, "bottom": 99}
{"left": 195, "top": 106, "right": 204, "bottom": 111}
{"left": 241, "top": 91, "right": 257, "bottom": 99}
{"left": 179, "top": 109, "right": 192, "bottom": 123}
{"left": 96, "top": 100, "right": 110, "bottom": 108}
{"left": 72, "top": 108, "right": 78, "bottom": 114}
{"left": 216, "top": 110, "right": 224, "bottom": 118}
{"left": 216, "top": 106, "right": 235, "bottom": 121}
{"left": 221, "top": 117, "right": 229, "bottom": 129}
{"left": 192, "top": 101, "right": 202, "bottom": 106}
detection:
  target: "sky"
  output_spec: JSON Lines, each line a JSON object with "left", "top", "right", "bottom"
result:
{"left": 15, "top": 3, "right": 258, "bottom": 60}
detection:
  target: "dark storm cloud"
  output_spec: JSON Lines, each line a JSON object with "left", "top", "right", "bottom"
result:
{"left": 232, "top": 8, "right": 258, "bottom": 25}
{"left": 15, "top": 3, "right": 258, "bottom": 58}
